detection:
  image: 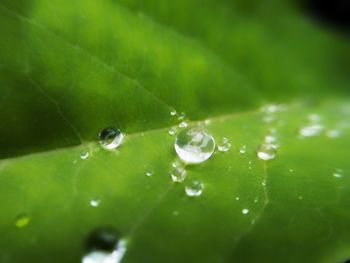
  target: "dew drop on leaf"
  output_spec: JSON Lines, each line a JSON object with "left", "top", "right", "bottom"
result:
{"left": 178, "top": 112, "right": 186, "bottom": 120}
{"left": 83, "top": 228, "right": 127, "bottom": 263}
{"left": 185, "top": 180, "right": 204, "bottom": 197}
{"left": 217, "top": 137, "right": 231, "bottom": 152}
{"left": 326, "top": 129, "right": 341, "bottom": 138}
{"left": 170, "top": 108, "right": 177, "bottom": 116}
{"left": 178, "top": 121, "right": 188, "bottom": 128}
{"left": 239, "top": 145, "right": 247, "bottom": 154}
{"left": 90, "top": 199, "right": 101, "bottom": 208}
{"left": 242, "top": 208, "right": 249, "bottom": 215}
{"left": 15, "top": 213, "right": 30, "bottom": 228}
{"left": 145, "top": 170, "right": 154, "bottom": 177}
{"left": 80, "top": 151, "right": 90, "bottom": 160}
{"left": 168, "top": 126, "right": 177, "bottom": 136}
{"left": 171, "top": 165, "right": 186, "bottom": 183}
{"left": 257, "top": 143, "right": 276, "bottom": 161}
{"left": 175, "top": 127, "right": 215, "bottom": 164}
{"left": 99, "top": 128, "right": 124, "bottom": 150}
{"left": 299, "top": 124, "right": 323, "bottom": 137}
{"left": 333, "top": 169, "right": 344, "bottom": 178}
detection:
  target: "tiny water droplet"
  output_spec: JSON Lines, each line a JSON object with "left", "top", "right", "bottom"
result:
{"left": 99, "top": 128, "right": 124, "bottom": 150}
{"left": 171, "top": 166, "right": 186, "bottom": 183}
{"left": 333, "top": 169, "right": 344, "bottom": 178}
{"left": 261, "top": 180, "right": 267, "bottom": 186}
{"left": 185, "top": 180, "right": 204, "bottom": 197}
{"left": 15, "top": 213, "right": 30, "bottom": 228}
{"left": 298, "top": 196, "right": 303, "bottom": 200}
{"left": 83, "top": 228, "right": 126, "bottom": 263}
{"left": 90, "top": 199, "right": 101, "bottom": 208}
{"left": 217, "top": 137, "right": 231, "bottom": 152}
{"left": 299, "top": 124, "right": 323, "bottom": 137}
{"left": 239, "top": 145, "right": 247, "bottom": 154}
{"left": 178, "top": 112, "right": 186, "bottom": 120}
{"left": 179, "top": 121, "right": 188, "bottom": 128}
{"left": 170, "top": 108, "right": 177, "bottom": 116}
{"left": 264, "top": 135, "right": 277, "bottom": 144}
{"left": 257, "top": 143, "right": 276, "bottom": 161}
{"left": 168, "top": 126, "right": 177, "bottom": 136}
{"left": 254, "top": 197, "right": 259, "bottom": 203}
{"left": 80, "top": 151, "right": 89, "bottom": 160}
{"left": 326, "top": 129, "right": 341, "bottom": 138}
{"left": 175, "top": 127, "right": 215, "bottom": 164}
{"left": 204, "top": 119, "right": 211, "bottom": 125}
{"left": 289, "top": 169, "right": 294, "bottom": 173}
{"left": 145, "top": 170, "right": 153, "bottom": 177}
{"left": 261, "top": 104, "right": 286, "bottom": 114}
{"left": 308, "top": 113, "right": 321, "bottom": 122}
{"left": 235, "top": 197, "right": 240, "bottom": 201}
{"left": 242, "top": 208, "right": 249, "bottom": 215}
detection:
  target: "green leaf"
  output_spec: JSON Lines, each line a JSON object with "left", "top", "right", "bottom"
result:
{"left": 0, "top": 0, "right": 349, "bottom": 263}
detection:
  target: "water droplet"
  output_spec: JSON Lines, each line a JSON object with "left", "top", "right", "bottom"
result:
{"left": 235, "top": 197, "right": 240, "bottom": 201}
{"left": 239, "top": 145, "right": 247, "bottom": 154}
{"left": 264, "top": 135, "right": 277, "bottom": 144}
{"left": 83, "top": 228, "right": 126, "bottom": 263}
{"left": 171, "top": 166, "right": 186, "bottom": 183}
{"left": 254, "top": 197, "right": 259, "bottom": 203}
{"left": 333, "top": 169, "right": 344, "bottom": 178}
{"left": 90, "top": 199, "right": 101, "bottom": 208}
{"left": 185, "top": 180, "right": 204, "bottom": 197}
{"left": 178, "top": 112, "right": 186, "bottom": 120}
{"left": 170, "top": 108, "right": 177, "bottom": 116}
{"left": 99, "top": 128, "right": 124, "bottom": 150}
{"left": 217, "top": 137, "right": 231, "bottom": 152}
{"left": 261, "top": 104, "right": 286, "bottom": 114}
{"left": 175, "top": 127, "right": 215, "bottom": 164}
{"left": 242, "top": 208, "right": 249, "bottom": 215}
{"left": 308, "top": 113, "right": 321, "bottom": 122}
{"left": 289, "top": 169, "right": 294, "bottom": 173}
{"left": 80, "top": 151, "right": 90, "bottom": 160}
{"left": 326, "top": 129, "right": 341, "bottom": 138}
{"left": 299, "top": 124, "right": 323, "bottom": 137}
{"left": 168, "top": 126, "right": 177, "bottom": 136}
{"left": 178, "top": 121, "right": 188, "bottom": 128}
{"left": 15, "top": 213, "right": 30, "bottom": 228}
{"left": 298, "top": 196, "right": 303, "bottom": 200}
{"left": 145, "top": 170, "right": 153, "bottom": 177}
{"left": 261, "top": 180, "right": 267, "bottom": 186}
{"left": 204, "top": 119, "right": 211, "bottom": 125}
{"left": 257, "top": 143, "right": 276, "bottom": 161}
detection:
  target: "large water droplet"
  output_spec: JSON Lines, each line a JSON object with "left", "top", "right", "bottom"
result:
{"left": 15, "top": 213, "right": 30, "bottom": 228}
{"left": 299, "top": 124, "right": 323, "bottom": 137}
{"left": 217, "top": 137, "right": 231, "bottom": 152}
{"left": 175, "top": 127, "right": 215, "bottom": 164}
{"left": 257, "top": 143, "right": 276, "bottom": 160}
{"left": 83, "top": 228, "right": 126, "bottom": 263}
{"left": 185, "top": 180, "right": 204, "bottom": 197}
{"left": 171, "top": 165, "right": 186, "bottom": 183}
{"left": 99, "top": 128, "right": 124, "bottom": 150}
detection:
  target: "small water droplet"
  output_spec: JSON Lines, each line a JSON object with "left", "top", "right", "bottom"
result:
{"left": 83, "top": 228, "right": 126, "bottom": 263}
{"left": 242, "top": 208, "right": 249, "bottom": 215}
{"left": 326, "top": 129, "right": 341, "bottom": 138}
{"left": 261, "top": 180, "right": 267, "bottom": 186}
{"left": 80, "top": 151, "right": 89, "bottom": 160}
{"left": 257, "top": 143, "right": 276, "bottom": 161}
{"left": 333, "top": 169, "right": 344, "bottom": 178}
{"left": 217, "top": 137, "right": 231, "bottom": 152}
{"left": 178, "top": 112, "right": 186, "bottom": 120}
{"left": 90, "top": 199, "right": 101, "bottom": 208}
{"left": 235, "top": 197, "right": 240, "bottom": 201}
{"left": 171, "top": 166, "right": 186, "bottom": 183}
{"left": 15, "top": 213, "right": 30, "bottom": 228}
{"left": 289, "top": 169, "right": 294, "bottom": 173}
{"left": 204, "top": 119, "right": 211, "bottom": 125}
{"left": 308, "top": 113, "right": 321, "bottom": 122}
{"left": 185, "top": 180, "right": 204, "bottom": 197}
{"left": 145, "top": 170, "right": 153, "bottom": 177}
{"left": 99, "top": 128, "right": 124, "bottom": 150}
{"left": 170, "top": 108, "right": 177, "bottom": 116}
{"left": 299, "top": 124, "right": 323, "bottom": 137}
{"left": 239, "top": 145, "right": 247, "bottom": 154}
{"left": 175, "top": 127, "right": 215, "bottom": 164}
{"left": 264, "top": 135, "right": 277, "bottom": 144}
{"left": 254, "top": 197, "right": 259, "bottom": 203}
{"left": 178, "top": 121, "right": 188, "bottom": 128}
{"left": 298, "top": 196, "right": 303, "bottom": 200}
{"left": 168, "top": 126, "right": 177, "bottom": 136}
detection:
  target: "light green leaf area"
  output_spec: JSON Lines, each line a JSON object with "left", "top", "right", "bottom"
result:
{"left": 0, "top": 0, "right": 349, "bottom": 262}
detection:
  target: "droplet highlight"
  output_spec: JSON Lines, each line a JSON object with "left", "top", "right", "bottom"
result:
{"left": 217, "top": 137, "right": 231, "bottom": 152}
{"left": 185, "top": 180, "right": 204, "bottom": 197}
{"left": 175, "top": 127, "right": 215, "bottom": 164}
{"left": 80, "top": 151, "right": 90, "bottom": 160}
